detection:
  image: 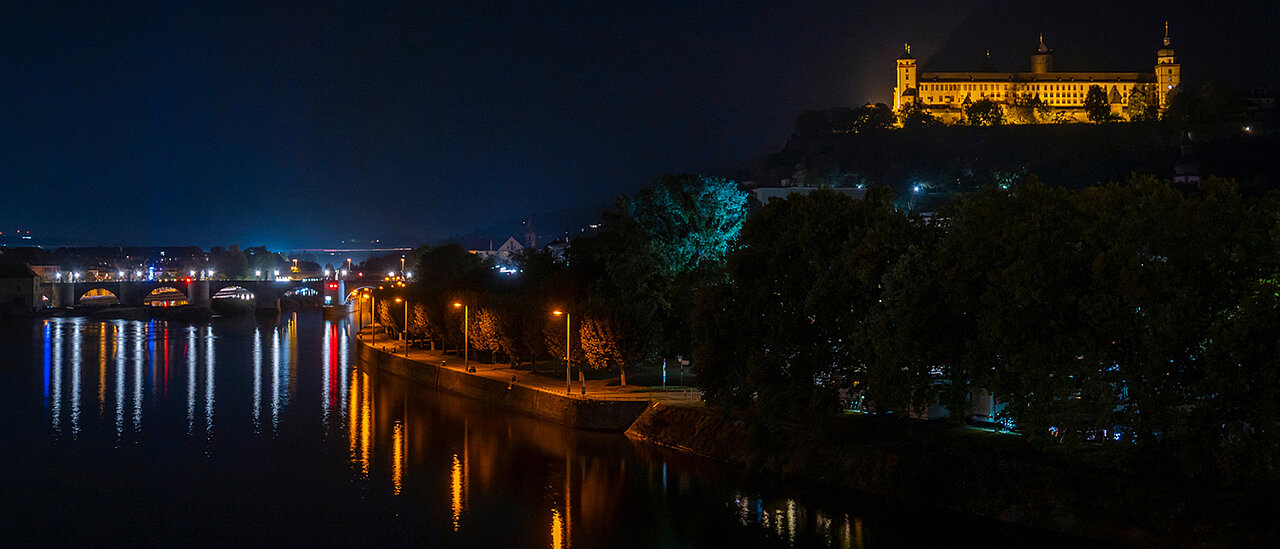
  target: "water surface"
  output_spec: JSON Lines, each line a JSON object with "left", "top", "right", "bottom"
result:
{"left": 0, "top": 313, "right": 1075, "bottom": 547}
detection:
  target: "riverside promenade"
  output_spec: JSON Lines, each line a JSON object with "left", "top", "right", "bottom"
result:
{"left": 354, "top": 327, "right": 703, "bottom": 430}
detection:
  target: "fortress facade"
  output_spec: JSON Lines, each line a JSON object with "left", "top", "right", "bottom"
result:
{"left": 894, "top": 25, "right": 1180, "bottom": 123}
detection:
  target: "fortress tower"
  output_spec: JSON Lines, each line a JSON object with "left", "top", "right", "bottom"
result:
{"left": 1031, "top": 34, "right": 1053, "bottom": 74}
{"left": 893, "top": 44, "right": 917, "bottom": 111}
{"left": 1156, "top": 22, "right": 1181, "bottom": 108}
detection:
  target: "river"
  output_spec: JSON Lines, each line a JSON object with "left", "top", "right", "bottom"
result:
{"left": 0, "top": 313, "right": 1080, "bottom": 547}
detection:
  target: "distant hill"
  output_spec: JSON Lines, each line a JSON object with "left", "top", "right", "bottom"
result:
{"left": 754, "top": 121, "right": 1280, "bottom": 196}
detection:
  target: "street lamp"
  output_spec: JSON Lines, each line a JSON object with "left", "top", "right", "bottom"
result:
{"left": 552, "top": 310, "right": 575, "bottom": 395}
{"left": 394, "top": 297, "right": 409, "bottom": 351}
{"left": 453, "top": 301, "right": 468, "bottom": 371}
{"left": 400, "top": 256, "right": 405, "bottom": 279}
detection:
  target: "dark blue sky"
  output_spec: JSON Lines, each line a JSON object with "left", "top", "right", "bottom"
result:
{"left": 3, "top": 1, "right": 1275, "bottom": 248}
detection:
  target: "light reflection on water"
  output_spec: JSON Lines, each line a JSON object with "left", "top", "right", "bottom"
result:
{"left": 18, "top": 314, "right": 1066, "bottom": 548}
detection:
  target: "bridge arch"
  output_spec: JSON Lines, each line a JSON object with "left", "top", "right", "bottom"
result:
{"left": 212, "top": 285, "right": 255, "bottom": 301}
{"left": 343, "top": 285, "right": 377, "bottom": 305}
{"left": 145, "top": 287, "right": 189, "bottom": 307}
{"left": 282, "top": 286, "right": 319, "bottom": 297}
{"left": 79, "top": 288, "right": 120, "bottom": 306}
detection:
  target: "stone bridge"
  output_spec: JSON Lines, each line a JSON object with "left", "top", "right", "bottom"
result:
{"left": 44, "top": 279, "right": 380, "bottom": 312}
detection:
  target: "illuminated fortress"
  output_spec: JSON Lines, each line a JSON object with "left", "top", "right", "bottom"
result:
{"left": 894, "top": 24, "right": 1181, "bottom": 123}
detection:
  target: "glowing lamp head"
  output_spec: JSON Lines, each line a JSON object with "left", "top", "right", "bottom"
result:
{"left": 552, "top": 310, "right": 564, "bottom": 316}
{"left": 395, "top": 297, "right": 402, "bottom": 303}
{"left": 453, "top": 302, "right": 462, "bottom": 309}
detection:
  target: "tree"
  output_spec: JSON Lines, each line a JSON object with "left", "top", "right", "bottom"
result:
{"left": 693, "top": 188, "right": 922, "bottom": 416}
{"left": 1005, "top": 94, "right": 1046, "bottom": 124}
{"left": 1083, "top": 85, "right": 1110, "bottom": 123}
{"left": 898, "top": 101, "right": 941, "bottom": 129}
{"left": 856, "top": 103, "right": 897, "bottom": 131}
{"left": 579, "top": 314, "right": 628, "bottom": 385}
{"left": 964, "top": 98, "right": 1004, "bottom": 126}
{"left": 627, "top": 174, "right": 750, "bottom": 276}
{"left": 469, "top": 306, "right": 512, "bottom": 363}
{"left": 1126, "top": 84, "right": 1160, "bottom": 122}
{"left": 409, "top": 303, "right": 434, "bottom": 343}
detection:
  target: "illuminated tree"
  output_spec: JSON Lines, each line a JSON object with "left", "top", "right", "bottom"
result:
{"left": 964, "top": 98, "right": 1004, "bottom": 126}
{"left": 1083, "top": 85, "right": 1110, "bottom": 123}
{"left": 627, "top": 174, "right": 750, "bottom": 276}
{"left": 378, "top": 300, "right": 395, "bottom": 332}
{"left": 1126, "top": 84, "right": 1160, "bottom": 122}
{"left": 1005, "top": 94, "right": 1046, "bottom": 124}
{"left": 469, "top": 307, "right": 513, "bottom": 362}
{"left": 579, "top": 314, "right": 628, "bottom": 385}
{"left": 898, "top": 101, "right": 941, "bottom": 129}
{"left": 409, "top": 303, "right": 433, "bottom": 340}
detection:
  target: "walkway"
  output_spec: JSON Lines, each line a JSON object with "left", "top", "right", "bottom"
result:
{"left": 356, "top": 329, "right": 703, "bottom": 406}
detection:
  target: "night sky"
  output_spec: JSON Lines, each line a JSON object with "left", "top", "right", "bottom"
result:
{"left": 3, "top": 1, "right": 1277, "bottom": 248}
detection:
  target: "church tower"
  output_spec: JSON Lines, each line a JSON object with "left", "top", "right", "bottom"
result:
{"left": 894, "top": 44, "right": 917, "bottom": 111}
{"left": 1155, "top": 22, "right": 1180, "bottom": 108}
{"left": 1031, "top": 34, "right": 1053, "bottom": 74}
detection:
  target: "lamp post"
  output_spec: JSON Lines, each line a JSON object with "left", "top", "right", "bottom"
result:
{"left": 553, "top": 310, "right": 571, "bottom": 395}
{"left": 395, "top": 297, "right": 409, "bottom": 353}
{"left": 400, "top": 256, "right": 406, "bottom": 279}
{"left": 453, "top": 302, "right": 468, "bottom": 371}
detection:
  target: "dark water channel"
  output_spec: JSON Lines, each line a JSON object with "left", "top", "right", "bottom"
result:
{"left": 0, "top": 313, "right": 1081, "bottom": 547}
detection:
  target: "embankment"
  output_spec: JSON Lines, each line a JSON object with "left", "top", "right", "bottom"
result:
{"left": 356, "top": 342, "right": 649, "bottom": 432}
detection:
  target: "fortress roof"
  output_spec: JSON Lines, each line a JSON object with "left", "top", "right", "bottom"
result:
{"left": 919, "top": 72, "right": 1154, "bottom": 83}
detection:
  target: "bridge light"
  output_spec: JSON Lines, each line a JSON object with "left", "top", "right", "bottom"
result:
{"left": 255, "top": 270, "right": 261, "bottom": 277}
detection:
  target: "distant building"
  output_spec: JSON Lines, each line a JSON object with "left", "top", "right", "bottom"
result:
{"left": 470, "top": 237, "right": 525, "bottom": 268}
{"left": 895, "top": 24, "right": 1181, "bottom": 123}
{"left": 0, "top": 263, "right": 39, "bottom": 311}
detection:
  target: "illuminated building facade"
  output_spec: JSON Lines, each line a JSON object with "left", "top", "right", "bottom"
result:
{"left": 894, "top": 24, "right": 1181, "bottom": 123}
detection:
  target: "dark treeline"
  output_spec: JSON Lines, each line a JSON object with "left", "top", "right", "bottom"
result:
{"left": 387, "top": 170, "right": 1280, "bottom": 482}
{"left": 695, "top": 176, "right": 1280, "bottom": 482}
